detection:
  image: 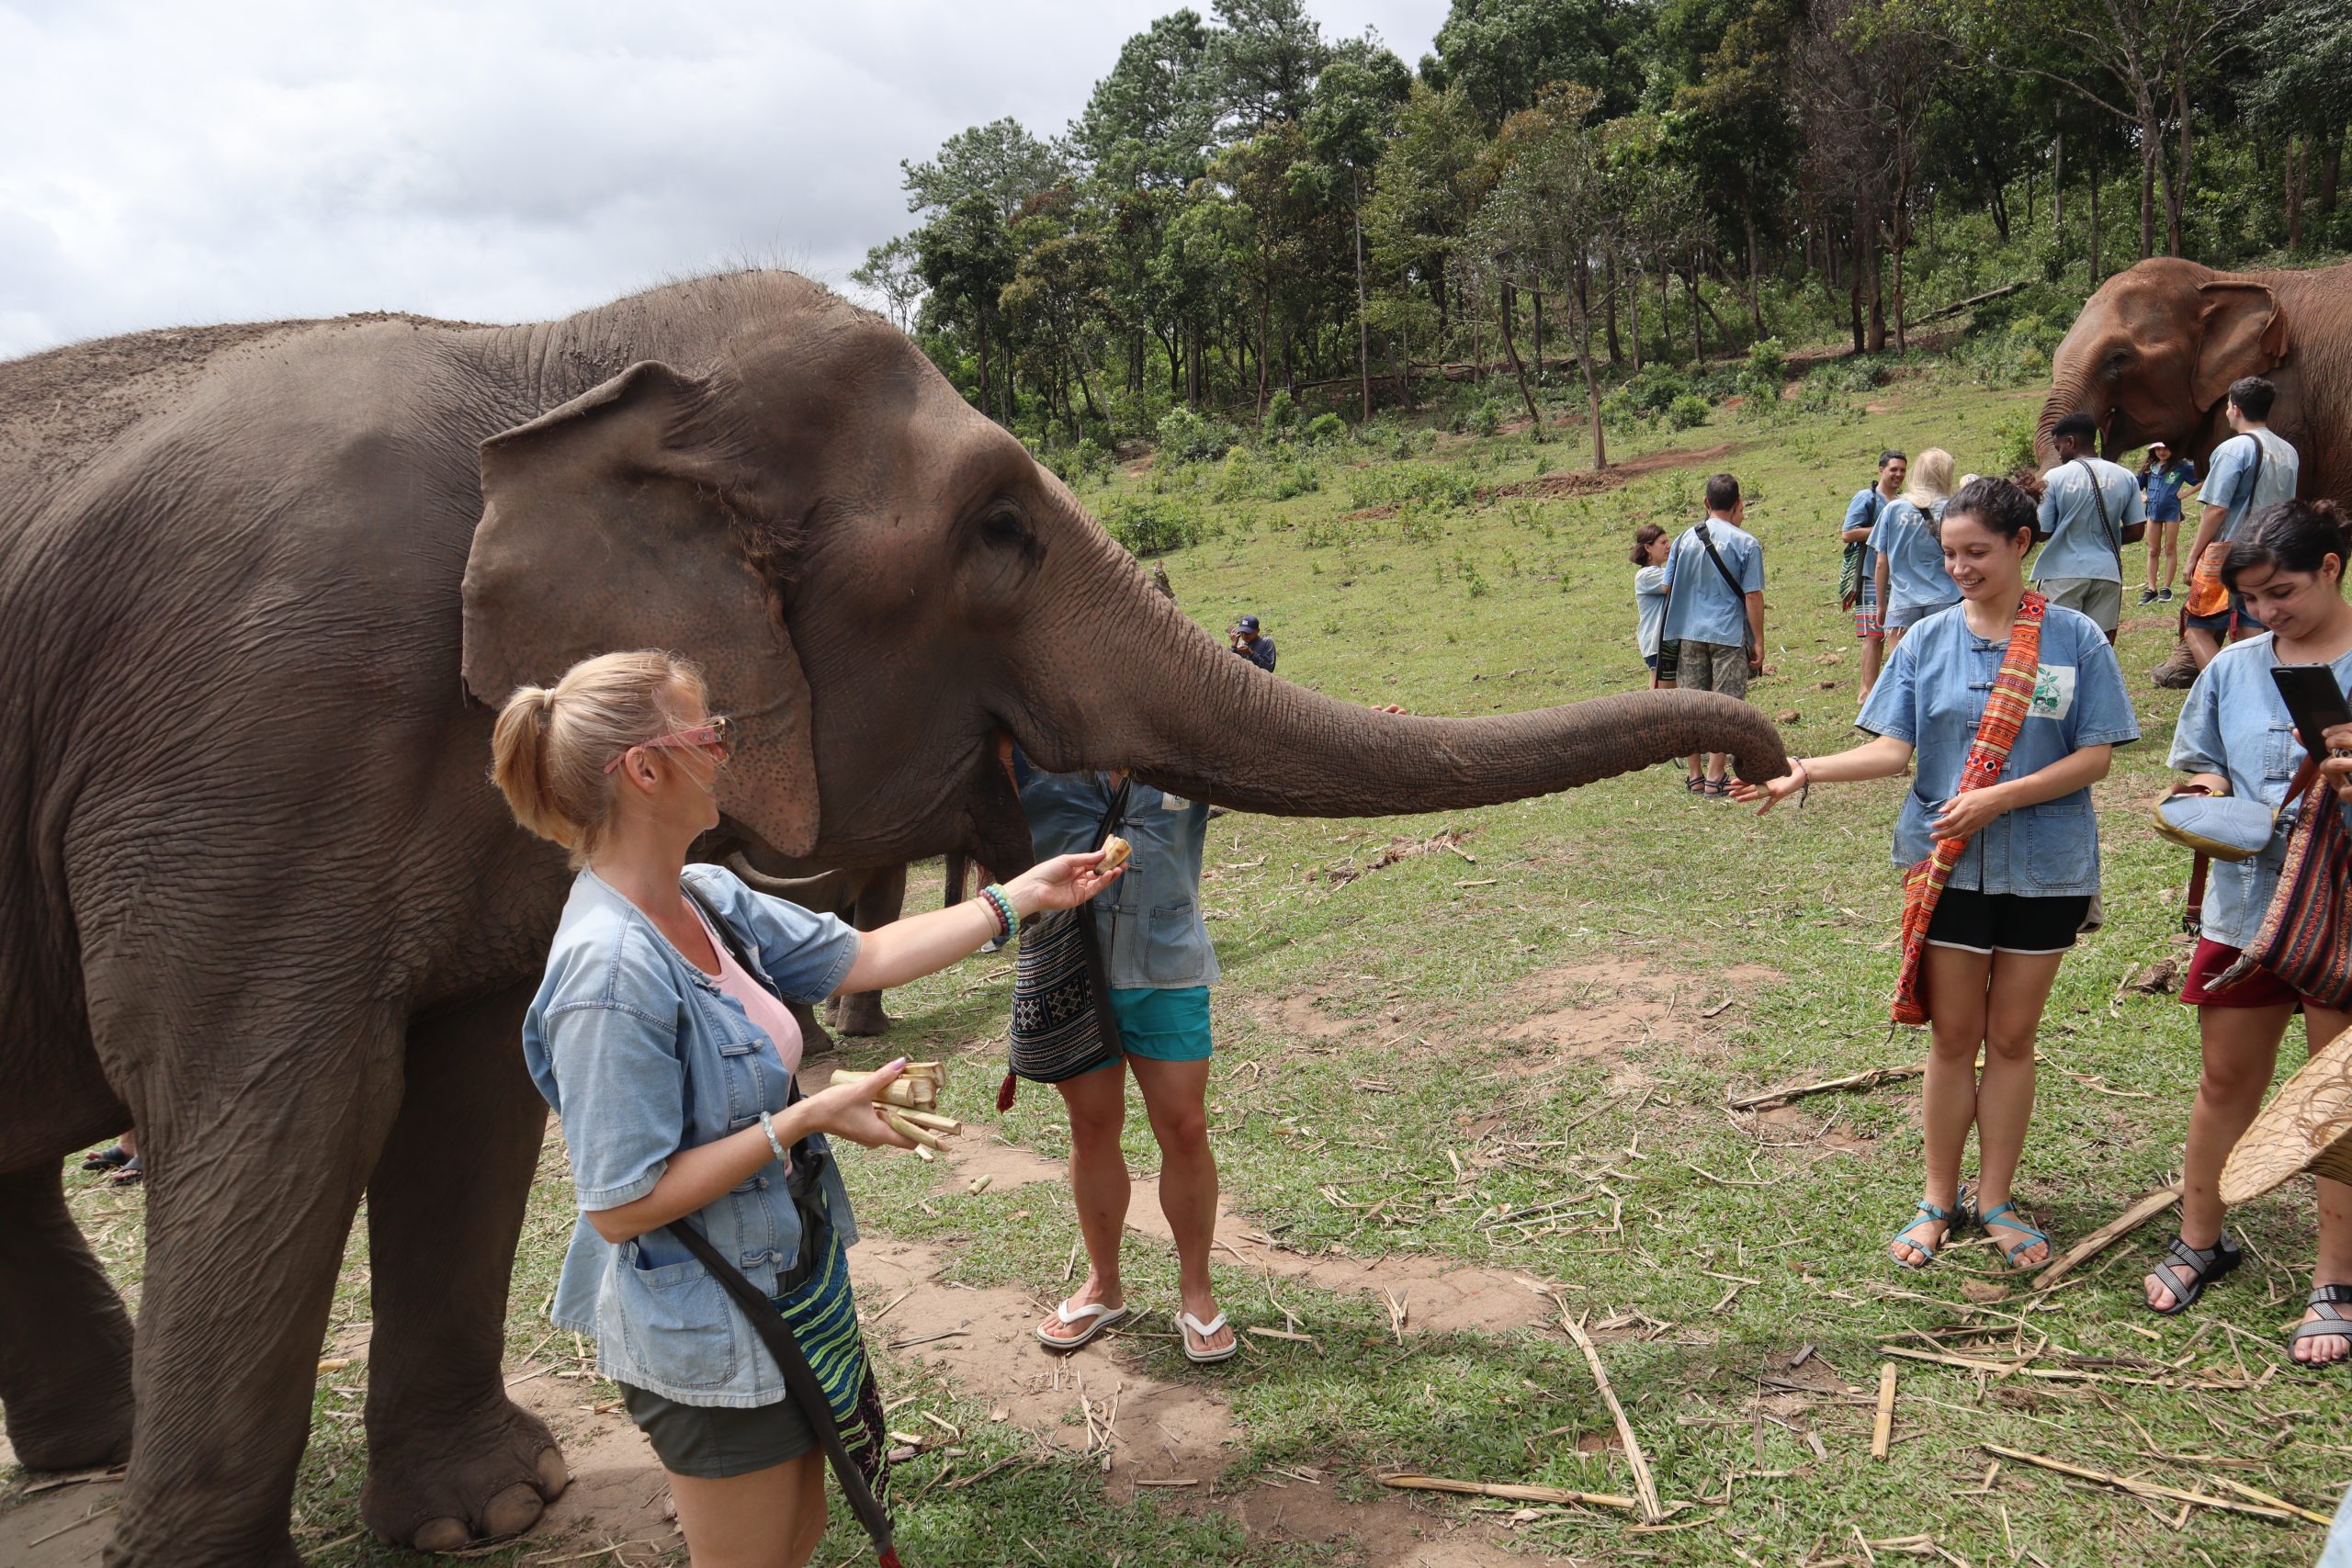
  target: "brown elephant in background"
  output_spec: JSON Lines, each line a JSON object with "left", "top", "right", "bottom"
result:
{"left": 2039, "top": 255, "right": 2352, "bottom": 495}
{"left": 0, "top": 269, "right": 1785, "bottom": 1566}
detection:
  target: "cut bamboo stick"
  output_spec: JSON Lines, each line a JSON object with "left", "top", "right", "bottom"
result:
{"left": 1378, "top": 1474, "right": 1639, "bottom": 1511}
{"left": 2030, "top": 1187, "right": 2179, "bottom": 1289}
{"left": 1561, "top": 1308, "right": 1663, "bottom": 1523}
{"left": 1870, "top": 1363, "right": 1896, "bottom": 1461}
{"left": 1727, "top": 1064, "right": 1925, "bottom": 1111}
{"left": 893, "top": 1109, "right": 962, "bottom": 1134}
{"left": 2216, "top": 1476, "right": 2335, "bottom": 1527}
{"left": 881, "top": 1109, "right": 944, "bottom": 1152}
{"left": 1979, "top": 1444, "right": 2295, "bottom": 1522}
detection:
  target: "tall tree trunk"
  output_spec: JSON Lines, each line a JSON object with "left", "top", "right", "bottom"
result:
{"left": 2024, "top": 161, "right": 2035, "bottom": 231}
{"left": 1532, "top": 287, "right": 1545, "bottom": 379}
{"left": 2321, "top": 136, "right": 2344, "bottom": 214}
{"left": 2052, "top": 131, "right": 2064, "bottom": 235}
{"left": 2169, "top": 71, "right": 2192, "bottom": 255}
{"left": 1352, "top": 169, "right": 1371, "bottom": 423}
{"left": 1892, "top": 186, "right": 1908, "bottom": 355}
{"left": 1742, "top": 189, "right": 1764, "bottom": 335}
{"left": 2088, "top": 153, "right": 2102, "bottom": 285}
{"left": 1499, "top": 280, "right": 1540, "bottom": 423}
{"left": 1624, "top": 251, "right": 1641, "bottom": 372}
{"left": 975, "top": 307, "right": 994, "bottom": 421}
{"left": 1254, "top": 288, "right": 1270, "bottom": 429}
{"left": 2138, "top": 94, "right": 2160, "bottom": 261}
{"left": 2288, "top": 134, "right": 2307, "bottom": 251}
{"left": 1689, "top": 251, "right": 1704, "bottom": 364}
{"left": 1604, "top": 250, "right": 1623, "bottom": 367}
{"left": 1661, "top": 265, "right": 1674, "bottom": 364}
{"left": 1572, "top": 296, "right": 1605, "bottom": 471}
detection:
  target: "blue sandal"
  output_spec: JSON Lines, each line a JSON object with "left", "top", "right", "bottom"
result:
{"left": 1978, "top": 1200, "right": 2052, "bottom": 1269}
{"left": 1891, "top": 1193, "right": 1972, "bottom": 1269}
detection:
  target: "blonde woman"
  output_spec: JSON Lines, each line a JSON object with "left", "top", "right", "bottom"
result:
{"left": 1871, "top": 446, "right": 1962, "bottom": 649}
{"left": 491, "top": 650, "right": 1116, "bottom": 1568}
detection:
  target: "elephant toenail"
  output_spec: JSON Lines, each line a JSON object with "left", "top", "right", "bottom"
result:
{"left": 536, "top": 1447, "right": 571, "bottom": 1499}
{"left": 481, "top": 1480, "right": 548, "bottom": 1539}
{"left": 412, "top": 1517, "right": 470, "bottom": 1552}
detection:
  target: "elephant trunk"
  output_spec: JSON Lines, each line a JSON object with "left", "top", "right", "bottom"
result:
{"left": 2037, "top": 364, "right": 2099, "bottom": 468}
{"left": 1014, "top": 524, "right": 1790, "bottom": 817}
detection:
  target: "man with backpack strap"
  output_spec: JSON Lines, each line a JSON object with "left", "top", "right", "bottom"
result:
{"left": 2183, "top": 377, "right": 2301, "bottom": 672}
{"left": 1661, "top": 471, "right": 1766, "bottom": 799}
{"left": 2035, "top": 412, "right": 2146, "bottom": 645}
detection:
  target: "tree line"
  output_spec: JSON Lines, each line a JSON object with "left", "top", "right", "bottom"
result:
{"left": 851, "top": 0, "right": 2352, "bottom": 468}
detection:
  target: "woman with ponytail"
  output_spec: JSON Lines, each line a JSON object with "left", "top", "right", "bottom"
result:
{"left": 2147, "top": 500, "right": 2352, "bottom": 1370}
{"left": 492, "top": 651, "right": 1118, "bottom": 1566}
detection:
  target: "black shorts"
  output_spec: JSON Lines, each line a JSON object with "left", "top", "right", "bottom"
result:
{"left": 619, "top": 1382, "right": 815, "bottom": 1479}
{"left": 1924, "top": 888, "right": 2090, "bottom": 955}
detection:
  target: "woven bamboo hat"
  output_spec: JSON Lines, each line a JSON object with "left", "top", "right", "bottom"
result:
{"left": 2220, "top": 1028, "right": 2352, "bottom": 1203}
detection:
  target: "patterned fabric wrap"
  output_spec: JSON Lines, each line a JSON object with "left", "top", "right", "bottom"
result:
{"left": 1009, "top": 907, "right": 1122, "bottom": 1082}
{"left": 1890, "top": 593, "right": 2048, "bottom": 1025}
{"left": 773, "top": 1196, "right": 890, "bottom": 1496}
{"left": 2211, "top": 761, "right": 2352, "bottom": 1006}
{"left": 1838, "top": 539, "right": 1866, "bottom": 610}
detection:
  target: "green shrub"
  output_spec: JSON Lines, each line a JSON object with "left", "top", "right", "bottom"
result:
{"left": 1303, "top": 412, "right": 1348, "bottom": 446}
{"left": 1264, "top": 389, "right": 1299, "bottom": 430}
{"left": 1101, "top": 494, "right": 1204, "bottom": 557}
{"left": 1349, "top": 464, "right": 1478, "bottom": 512}
{"left": 1666, "top": 393, "right": 1713, "bottom": 431}
{"left": 1468, "top": 399, "right": 1502, "bottom": 437}
{"left": 1156, "top": 405, "right": 1236, "bottom": 464}
{"left": 1988, "top": 410, "right": 2041, "bottom": 479}
{"left": 1747, "top": 336, "right": 1787, "bottom": 384}
{"left": 1618, "top": 364, "right": 1693, "bottom": 417}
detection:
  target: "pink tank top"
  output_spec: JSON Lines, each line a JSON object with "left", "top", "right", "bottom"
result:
{"left": 689, "top": 903, "right": 806, "bottom": 1074}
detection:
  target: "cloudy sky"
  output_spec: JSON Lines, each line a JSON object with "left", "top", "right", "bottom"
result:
{"left": 0, "top": 0, "right": 1446, "bottom": 358}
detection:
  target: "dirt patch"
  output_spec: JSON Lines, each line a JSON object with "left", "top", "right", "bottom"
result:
{"left": 1751, "top": 1102, "right": 1878, "bottom": 1156}
{"left": 1273, "top": 994, "right": 1358, "bottom": 1039}
{"left": 1478, "top": 440, "right": 1738, "bottom": 504}
{"left": 1490, "top": 955, "right": 1782, "bottom": 1087}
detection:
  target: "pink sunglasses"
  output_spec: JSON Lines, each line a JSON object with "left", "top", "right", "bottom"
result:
{"left": 605, "top": 716, "right": 730, "bottom": 773}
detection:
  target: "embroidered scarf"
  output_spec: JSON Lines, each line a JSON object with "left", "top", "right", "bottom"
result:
{"left": 1891, "top": 592, "right": 2047, "bottom": 1025}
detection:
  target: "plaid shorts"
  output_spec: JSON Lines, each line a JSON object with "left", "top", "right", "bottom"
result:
{"left": 1853, "top": 572, "right": 1882, "bottom": 638}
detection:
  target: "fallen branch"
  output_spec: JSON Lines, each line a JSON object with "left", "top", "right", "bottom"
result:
{"left": 1727, "top": 1064, "right": 1925, "bottom": 1111}
{"left": 1562, "top": 1307, "right": 1664, "bottom": 1523}
{"left": 1379, "top": 1473, "right": 1639, "bottom": 1511}
{"left": 2031, "top": 1187, "right": 2180, "bottom": 1289}
{"left": 1980, "top": 1444, "right": 2298, "bottom": 1523}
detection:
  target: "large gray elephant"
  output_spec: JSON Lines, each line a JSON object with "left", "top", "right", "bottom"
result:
{"left": 0, "top": 271, "right": 1785, "bottom": 1565}
{"left": 2039, "top": 255, "right": 2352, "bottom": 494}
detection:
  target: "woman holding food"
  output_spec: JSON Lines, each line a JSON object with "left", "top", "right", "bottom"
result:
{"left": 1736, "top": 478, "right": 2138, "bottom": 1272}
{"left": 1012, "top": 756, "right": 1237, "bottom": 1363}
{"left": 492, "top": 651, "right": 1114, "bottom": 1567}
{"left": 2144, "top": 499, "right": 2352, "bottom": 1368}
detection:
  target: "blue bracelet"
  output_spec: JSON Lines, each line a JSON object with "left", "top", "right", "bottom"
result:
{"left": 981, "top": 884, "right": 1016, "bottom": 949}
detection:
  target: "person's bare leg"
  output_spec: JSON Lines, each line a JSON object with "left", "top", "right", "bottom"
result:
{"left": 2185, "top": 624, "right": 2222, "bottom": 671}
{"left": 2290, "top": 1009, "right": 2352, "bottom": 1362}
{"left": 1127, "top": 1054, "right": 1233, "bottom": 1356}
{"left": 1972, "top": 949, "right": 2067, "bottom": 1268}
{"left": 2147, "top": 1000, "right": 2294, "bottom": 1309}
{"left": 1895, "top": 945, "right": 1991, "bottom": 1266}
{"left": 2161, "top": 524, "right": 2180, "bottom": 593}
{"left": 1858, "top": 633, "right": 1883, "bottom": 702}
{"left": 1040, "top": 1061, "right": 1131, "bottom": 1344}
{"left": 667, "top": 1450, "right": 827, "bottom": 1568}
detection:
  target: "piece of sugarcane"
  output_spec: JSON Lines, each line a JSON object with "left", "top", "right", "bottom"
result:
{"left": 881, "top": 1109, "right": 941, "bottom": 1160}
{"left": 831, "top": 1069, "right": 938, "bottom": 1111}
{"left": 892, "top": 1109, "right": 962, "bottom": 1134}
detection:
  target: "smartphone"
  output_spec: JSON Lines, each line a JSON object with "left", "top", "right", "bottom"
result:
{"left": 2270, "top": 663, "right": 2352, "bottom": 750}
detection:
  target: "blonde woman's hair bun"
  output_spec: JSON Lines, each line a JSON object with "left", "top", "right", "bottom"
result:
{"left": 488, "top": 652, "right": 707, "bottom": 867}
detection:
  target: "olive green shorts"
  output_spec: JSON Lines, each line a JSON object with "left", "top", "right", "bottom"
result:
{"left": 619, "top": 1382, "right": 815, "bottom": 1479}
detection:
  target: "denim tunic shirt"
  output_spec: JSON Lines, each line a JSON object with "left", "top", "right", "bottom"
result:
{"left": 2170, "top": 636, "right": 2352, "bottom": 950}
{"left": 1868, "top": 497, "right": 1960, "bottom": 620}
{"left": 1017, "top": 763, "right": 1218, "bottom": 988}
{"left": 1856, "top": 603, "right": 2140, "bottom": 895}
{"left": 523, "top": 864, "right": 861, "bottom": 1406}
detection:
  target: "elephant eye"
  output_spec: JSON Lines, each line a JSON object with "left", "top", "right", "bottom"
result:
{"left": 978, "top": 502, "right": 1030, "bottom": 549}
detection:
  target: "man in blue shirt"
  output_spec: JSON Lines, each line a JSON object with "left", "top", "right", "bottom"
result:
{"left": 2134, "top": 439, "right": 2199, "bottom": 606}
{"left": 2184, "top": 377, "right": 2301, "bottom": 671}
{"left": 1227, "top": 614, "right": 1276, "bottom": 672}
{"left": 2035, "top": 412, "right": 2145, "bottom": 643}
{"left": 1841, "top": 451, "right": 1904, "bottom": 702}
{"left": 1661, "top": 471, "right": 1766, "bottom": 796}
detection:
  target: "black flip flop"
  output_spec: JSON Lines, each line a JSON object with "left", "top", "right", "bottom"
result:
{"left": 79, "top": 1145, "right": 130, "bottom": 1172}
{"left": 2144, "top": 1233, "right": 2241, "bottom": 1316}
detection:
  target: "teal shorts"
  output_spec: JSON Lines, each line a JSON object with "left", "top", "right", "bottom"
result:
{"left": 1104, "top": 987, "right": 1213, "bottom": 1064}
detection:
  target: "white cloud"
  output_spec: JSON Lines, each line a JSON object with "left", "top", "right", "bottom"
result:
{"left": 0, "top": 0, "right": 1445, "bottom": 357}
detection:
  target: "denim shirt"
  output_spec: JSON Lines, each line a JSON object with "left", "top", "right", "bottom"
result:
{"left": 1018, "top": 763, "right": 1219, "bottom": 989}
{"left": 1868, "top": 497, "right": 1960, "bottom": 619}
{"left": 1660, "top": 517, "right": 1765, "bottom": 648}
{"left": 1856, "top": 603, "right": 2140, "bottom": 894}
{"left": 2033, "top": 457, "right": 2145, "bottom": 583}
{"left": 522, "top": 864, "right": 861, "bottom": 1406}
{"left": 2169, "top": 635, "right": 2352, "bottom": 949}
{"left": 1634, "top": 564, "right": 1668, "bottom": 659}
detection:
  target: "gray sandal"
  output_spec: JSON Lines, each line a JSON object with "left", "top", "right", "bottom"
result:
{"left": 2289, "top": 1284, "right": 2352, "bottom": 1367}
{"left": 2144, "top": 1233, "right": 2241, "bottom": 1316}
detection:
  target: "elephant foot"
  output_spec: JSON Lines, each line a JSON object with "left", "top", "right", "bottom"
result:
{"left": 361, "top": 1395, "right": 567, "bottom": 1552}
{"left": 835, "top": 991, "right": 893, "bottom": 1037}
{"left": 4, "top": 1395, "right": 131, "bottom": 1472}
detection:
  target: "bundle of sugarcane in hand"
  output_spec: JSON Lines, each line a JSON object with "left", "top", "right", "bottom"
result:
{"left": 831, "top": 1060, "right": 960, "bottom": 1160}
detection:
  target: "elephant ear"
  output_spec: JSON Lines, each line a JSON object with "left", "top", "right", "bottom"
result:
{"left": 2194, "top": 280, "right": 2290, "bottom": 412}
{"left": 462, "top": 360, "right": 821, "bottom": 858}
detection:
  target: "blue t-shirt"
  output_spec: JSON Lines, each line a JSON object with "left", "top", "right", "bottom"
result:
{"left": 1855, "top": 602, "right": 2139, "bottom": 895}
{"left": 1843, "top": 486, "right": 1887, "bottom": 575}
{"left": 2140, "top": 458, "right": 2199, "bottom": 523}
{"left": 2199, "top": 430, "right": 2298, "bottom": 542}
{"left": 2033, "top": 457, "right": 2144, "bottom": 584}
{"left": 1868, "top": 496, "right": 1961, "bottom": 618}
{"left": 1233, "top": 635, "right": 1276, "bottom": 672}
{"left": 2168, "top": 634, "right": 2352, "bottom": 948}
{"left": 1661, "top": 517, "right": 1764, "bottom": 649}
{"left": 1634, "top": 563, "right": 1668, "bottom": 659}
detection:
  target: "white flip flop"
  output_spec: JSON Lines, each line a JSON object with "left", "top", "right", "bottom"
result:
{"left": 1176, "top": 1309, "right": 1238, "bottom": 1364}
{"left": 1035, "top": 1298, "right": 1129, "bottom": 1351}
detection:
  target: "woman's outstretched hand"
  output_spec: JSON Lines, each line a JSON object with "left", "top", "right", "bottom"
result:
{"left": 800, "top": 1059, "right": 918, "bottom": 1151}
{"left": 1003, "top": 852, "right": 1125, "bottom": 917}
{"left": 1729, "top": 761, "right": 1805, "bottom": 818}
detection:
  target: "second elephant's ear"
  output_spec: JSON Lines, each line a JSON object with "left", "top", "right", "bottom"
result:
{"left": 2194, "top": 280, "right": 2290, "bottom": 412}
{"left": 462, "top": 361, "right": 820, "bottom": 858}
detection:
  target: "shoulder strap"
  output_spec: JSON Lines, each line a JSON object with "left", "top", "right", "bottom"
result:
{"left": 1694, "top": 524, "right": 1753, "bottom": 649}
{"left": 2073, "top": 457, "right": 2120, "bottom": 558}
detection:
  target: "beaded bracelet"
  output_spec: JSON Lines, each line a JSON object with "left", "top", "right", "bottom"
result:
{"left": 979, "top": 884, "right": 1017, "bottom": 950}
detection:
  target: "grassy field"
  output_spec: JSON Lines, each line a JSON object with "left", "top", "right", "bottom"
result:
{"left": 12, "top": 363, "right": 2349, "bottom": 1567}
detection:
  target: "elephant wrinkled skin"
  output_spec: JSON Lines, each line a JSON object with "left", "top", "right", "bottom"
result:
{"left": 0, "top": 272, "right": 1785, "bottom": 1565}
{"left": 2040, "top": 255, "right": 2352, "bottom": 496}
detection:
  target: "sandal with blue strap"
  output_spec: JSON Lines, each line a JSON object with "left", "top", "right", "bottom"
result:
{"left": 1978, "top": 1200, "right": 2052, "bottom": 1269}
{"left": 1891, "top": 1190, "right": 1973, "bottom": 1270}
